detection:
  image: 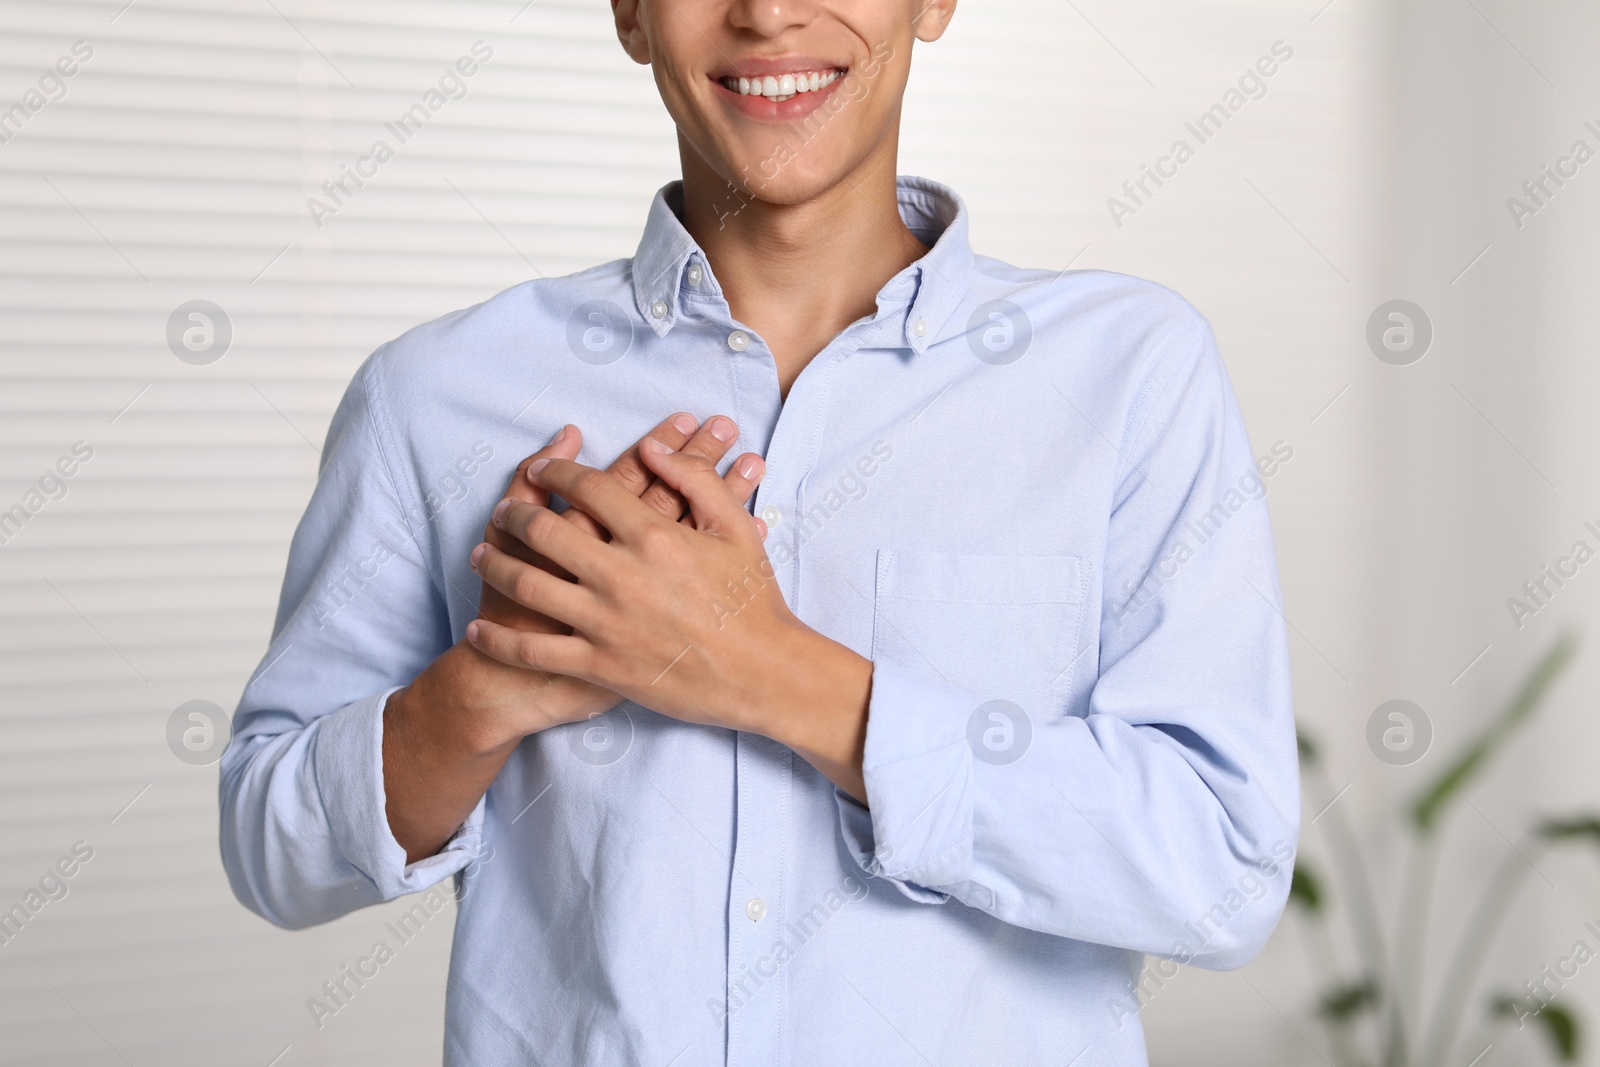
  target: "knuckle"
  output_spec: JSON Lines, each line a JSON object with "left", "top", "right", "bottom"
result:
{"left": 679, "top": 449, "right": 714, "bottom": 468}
{"left": 511, "top": 568, "right": 542, "bottom": 606}
{"left": 683, "top": 435, "right": 728, "bottom": 460}
{"left": 522, "top": 508, "right": 560, "bottom": 548}
{"left": 511, "top": 635, "right": 544, "bottom": 671}
{"left": 640, "top": 486, "right": 685, "bottom": 518}
{"left": 634, "top": 523, "right": 675, "bottom": 556}
{"left": 611, "top": 462, "right": 649, "bottom": 494}
{"left": 576, "top": 470, "right": 612, "bottom": 500}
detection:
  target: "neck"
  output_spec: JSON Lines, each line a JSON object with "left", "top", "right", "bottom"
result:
{"left": 677, "top": 130, "right": 928, "bottom": 398}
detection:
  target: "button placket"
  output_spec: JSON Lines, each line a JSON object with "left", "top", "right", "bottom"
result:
{"left": 722, "top": 333, "right": 795, "bottom": 1067}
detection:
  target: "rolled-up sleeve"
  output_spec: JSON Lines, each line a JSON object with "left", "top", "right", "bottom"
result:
{"left": 837, "top": 315, "right": 1300, "bottom": 970}
{"left": 219, "top": 353, "right": 482, "bottom": 930}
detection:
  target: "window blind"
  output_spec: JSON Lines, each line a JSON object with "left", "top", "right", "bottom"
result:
{"left": 0, "top": 1, "right": 1367, "bottom": 1062}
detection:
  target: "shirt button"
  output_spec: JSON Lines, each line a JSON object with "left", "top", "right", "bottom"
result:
{"left": 727, "top": 330, "right": 750, "bottom": 352}
{"left": 912, "top": 318, "right": 928, "bottom": 337}
{"left": 650, "top": 300, "right": 669, "bottom": 320}
{"left": 760, "top": 505, "right": 782, "bottom": 527}
{"left": 687, "top": 264, "right": 704, "bottom": 287}
{"left": 745, "top": 897, "right": 767, "bottom": 922}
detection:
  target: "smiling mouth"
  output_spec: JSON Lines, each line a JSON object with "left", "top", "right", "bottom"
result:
{"left": 718, "top": 68, "right": 846, "bottom": 104}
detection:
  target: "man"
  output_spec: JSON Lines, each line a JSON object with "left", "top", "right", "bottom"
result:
{"left": 220, "top": 1, "right": 1300, "bottom": 1063}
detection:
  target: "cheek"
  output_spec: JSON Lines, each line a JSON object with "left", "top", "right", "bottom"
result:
{"left": 653, "top": 50, "right": 694, "bottom": 99}
{"left": 653, "top": 62, "right": 721, "bottom": 152}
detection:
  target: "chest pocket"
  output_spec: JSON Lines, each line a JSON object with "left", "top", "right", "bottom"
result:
{"left": 871, "top": 549, "right": 1088, "bottom": 719}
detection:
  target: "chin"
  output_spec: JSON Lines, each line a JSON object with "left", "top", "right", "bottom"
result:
{"left": 724, "top": 162, "right": 851, "bottom": 206}
{"left": 695, "top": 123, "right": 879, "bottom": 204}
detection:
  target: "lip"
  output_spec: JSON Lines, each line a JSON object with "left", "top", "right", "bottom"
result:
{"left": 710, "top": 54, "right": 845, "bottom": 80}
{"left": 708, "top": 56, "right": 851, "bottom": 124}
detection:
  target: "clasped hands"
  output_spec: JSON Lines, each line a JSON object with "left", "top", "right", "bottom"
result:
{"left": 459, "top": 414, "right": 872, "bottom": 797}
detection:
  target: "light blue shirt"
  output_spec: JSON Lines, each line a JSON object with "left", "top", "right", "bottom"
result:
{"left": 220, "top": 177, "right": 1299, "bottom": 1066}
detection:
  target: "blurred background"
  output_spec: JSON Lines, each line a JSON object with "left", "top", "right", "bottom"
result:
{"left": 3, "top": 0, "right": 1599, "bottom": 1064}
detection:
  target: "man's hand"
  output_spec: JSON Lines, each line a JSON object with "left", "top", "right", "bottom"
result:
{"left": 467, "top": 413, "right": 768, "bottom": 741}
{"left": 465, "top": 437, "right": 873, "bottom": 798}
{"left": 382, "top": 413, "right": 765, "bottom": 862}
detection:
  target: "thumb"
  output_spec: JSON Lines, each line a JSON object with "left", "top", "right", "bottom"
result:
{"left": 638, "top": 437, "right": 750, "bottom": 538}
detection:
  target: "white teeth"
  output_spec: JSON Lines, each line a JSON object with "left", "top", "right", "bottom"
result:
{"left": 720, "top": 68, "right": 843, "bottom": 101}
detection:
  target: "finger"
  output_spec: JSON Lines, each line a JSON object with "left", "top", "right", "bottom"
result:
{"left": 682, "top": 451, "right": 763, "bottom": 532}
{"left": 601, "top": 412, "right": 699, "bottom": 500}
{"left": 509, "top": 426, "right": 583, "bottom": 508}
{"left": 562, "top": 412, "right": 700, "bottom": 540}
{"left": 466, "top": 617, "right": 593, "bottom": 678}
{"left": 637, "top": 439, "right": 752, "bottom": 539}
{"left": 471, "top": 542, "right": 597, "bottom": 631}
{"left": 490, "top": 426, "right": 585, "bottom": 561}
{"left": 717, "top": 452, "right": 765, "bottom": 513}
{"left": 525, "top": 460, "right": 654, "bottom": 545}
{"left": 495, "top": 498, "right": 610, "bottom": 582}
{"left": 754, "top": 516, "right": 768, "bottom": 541}
{"left": 641, "top": 415, "right": 739, "bottom": 521}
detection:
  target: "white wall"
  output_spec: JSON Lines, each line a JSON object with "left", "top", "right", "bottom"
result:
{"left": 2, "top": 0, "right": 1596, "bottom": 1064}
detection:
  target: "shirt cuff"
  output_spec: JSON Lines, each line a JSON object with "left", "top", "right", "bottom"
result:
{"left": 311, "top": 686, "right": 486, "bottom": 900}
{"left": 834, "top": 659, "right": 978, "bottom": 903}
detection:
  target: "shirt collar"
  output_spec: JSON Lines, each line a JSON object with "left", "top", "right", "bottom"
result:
{"left": 628, "top": 175, "right": 975, "bottom": 355}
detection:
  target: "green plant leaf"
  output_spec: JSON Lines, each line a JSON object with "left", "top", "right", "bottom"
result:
{"left": 1317, "top": 977, "right": 1380, "bottom": 1021}
{"left": 1288, "top": 863, "right": 1322, "bottom": 913}
{"left": 1537, "top": 815, "right": 1600, "bottom": 844}
{"left": 1297, "top": 728, "right": 1320, "bottom": 765}
{"left": 1410, "top": 632, "right": 1578, "bottom": 833}
{"left": 1492, "top": 994, "right": 1581, "bottom": 1061}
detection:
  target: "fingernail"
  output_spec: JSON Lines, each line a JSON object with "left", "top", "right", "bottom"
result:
{"left": 642, "top": 438, "right": 671, "bottom": 455}
{"left": 525, "top": 458, "right": 551, "bottom": 481}
{"left": 547, "top": 425, "right": 568, "bottom": 446}
{"left": 708, "top": 417, "right": 736, "bottom": 443}
{"left": 738, "top": 455, "right": 762, "bottom": 479}
{"left": 466, "top": 620, "right": 481, "bottom": 643}
{"left": 470, "top": 543, "right": 487, "bottom": 569}
{"left": 492, "top": 499, "right": 511, "bottom": 527}
{"left": 671, "top": 412, "right": 696, "bottom": 435}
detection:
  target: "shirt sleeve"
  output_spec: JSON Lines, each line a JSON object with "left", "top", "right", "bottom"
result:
{"left": 218, "top": 353, "right": 484, "bottom": 930}
{"left": 836, "top": 314, "right": 1300, "bottom": 970}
